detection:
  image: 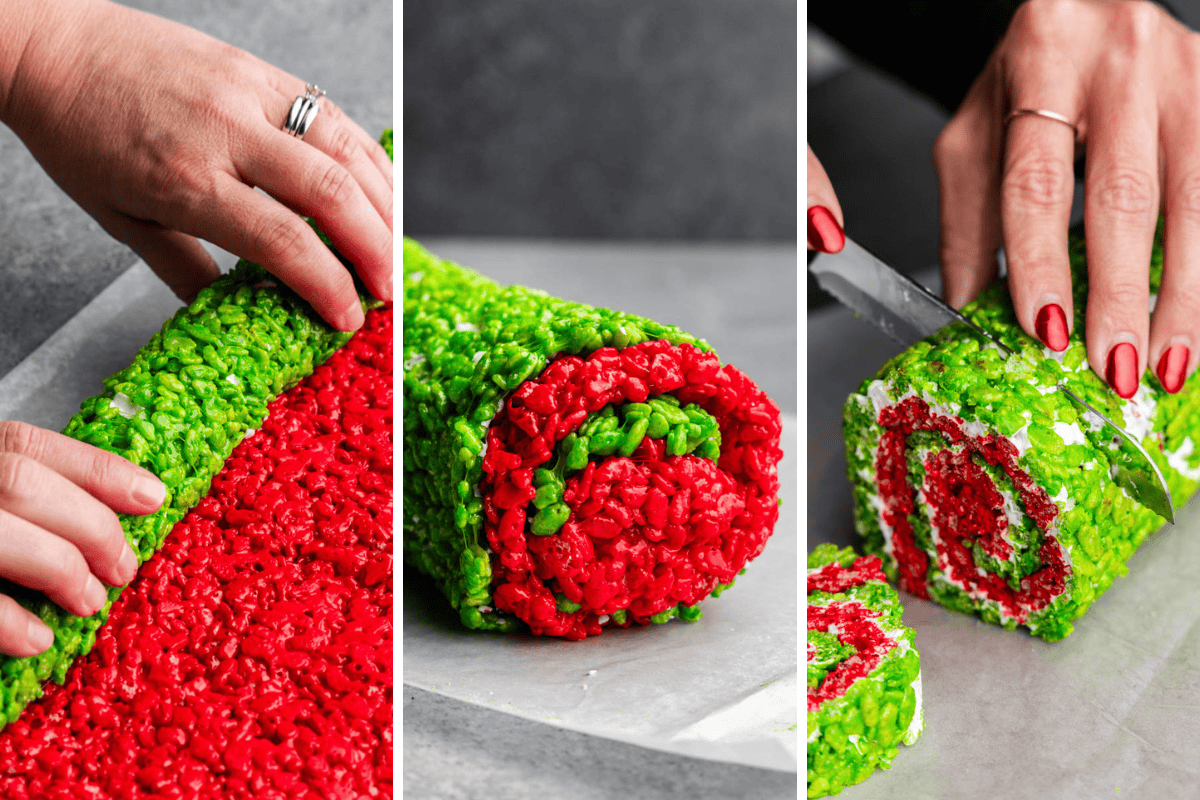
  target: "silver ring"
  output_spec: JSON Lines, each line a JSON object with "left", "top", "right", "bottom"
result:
{"left": 284, "top": 83, "right": 326, "bottom": 139}
{"left": 1004, "top": 108, "right": 1078, "bottom": 135}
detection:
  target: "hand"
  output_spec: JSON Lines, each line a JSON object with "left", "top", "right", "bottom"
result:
{"left": 935, "top": 0, "right": 1199, "bottom": 398}
{"left": 0, "top": 0, "right": 392, "bottom": 332}
{"left": 808, "top": 145, "right": 846, "bottom": 253}
{"left": 0, "top": 421, "right": 164, "bottom": 657}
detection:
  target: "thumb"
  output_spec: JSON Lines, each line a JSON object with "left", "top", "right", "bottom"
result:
{"left": 807, "top": 145, "right": 845, "bottom": 253}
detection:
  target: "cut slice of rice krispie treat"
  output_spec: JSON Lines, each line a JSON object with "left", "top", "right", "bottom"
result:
{"left": 807, "top": 543, "right": 922, "bottom": 798}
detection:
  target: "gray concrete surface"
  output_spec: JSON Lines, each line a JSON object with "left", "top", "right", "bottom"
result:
{"left": 0, "top": 0, "right": 391, "bottom": 377}
{"left": 405, "top": 0, "right": 796, "bottom": 241}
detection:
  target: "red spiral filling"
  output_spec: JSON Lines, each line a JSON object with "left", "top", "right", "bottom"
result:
{"left": 0, "top": 307, "right": 392, "bottom": 799}
{"left": 806, "top": 556, "right": 896, "bottom": 712}
{"left": 874, "top": 395, "right": 1069, "bottom": 622}
{"left": 806, "top": 554, "right": 887, "bottom": 596}
{"left": 481, "top": 341, "right": 782, "bottom": 640}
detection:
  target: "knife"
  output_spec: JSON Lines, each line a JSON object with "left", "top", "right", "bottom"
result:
{"left": 809, "top": 235, "right": 1175, "bottom": 523}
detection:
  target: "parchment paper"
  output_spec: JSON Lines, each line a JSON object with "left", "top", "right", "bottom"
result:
{"left": 0, "top": 245, "right": 240, "bottom": 428}
{"left": 810, "top": 270, "right": 1200, "bottom": 800}
{"left": 0, "top": 263, "right": 183, "bottom": 427}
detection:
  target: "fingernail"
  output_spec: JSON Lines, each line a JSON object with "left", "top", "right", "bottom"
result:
{"left": 84, "top": 574, "right": 107, "bottom": 616}
{"left": 341, "top": 301, "right": 365, "bottom": 332}
{"left": 27, "top": 620, "right": 53, "bottom": 652}
{"left": 1106, "top": 342, "right": 1139, "bottom": 399}
{"left": 1157, "top": 345, "right": 1189, "bottom": 394}
{"left": 807, "top": 206, "right": 845, "bottom": 254}
{"left": 132, "top": 475, "right": 166, "bottom": 509}
{"left": 117, "top": 546, "right": 138, "bottom": 585}
{"left": 1034, "top": 303, "right": 1070, "bottom": 351}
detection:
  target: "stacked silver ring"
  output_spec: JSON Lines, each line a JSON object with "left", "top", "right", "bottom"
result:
{"left": 284, "top": 83, "right": 325, "bottom": 139}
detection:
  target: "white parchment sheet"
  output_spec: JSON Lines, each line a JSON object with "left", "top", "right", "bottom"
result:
{"left": 403, "top": 414, "right": 798, "bottom": 774}
{"left": 0, "top": 262, "right": 188, "bottom": 428}
{"left": 811, "top": 282, "right": 1200, "bottom": 800}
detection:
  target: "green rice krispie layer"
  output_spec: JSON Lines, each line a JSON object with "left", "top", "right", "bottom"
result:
{"left": 807, "top": 543, "right": 922, "bottom": 798}
{"left": 844, "top": 222, "right": 1199, "bottom": 641}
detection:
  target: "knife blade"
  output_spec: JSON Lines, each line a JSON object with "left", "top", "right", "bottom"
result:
{"left": 809, "top": 235, "right": 1175, "bottom": 523}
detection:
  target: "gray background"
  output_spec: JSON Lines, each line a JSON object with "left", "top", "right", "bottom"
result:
{"left": 0, "top": 0, "right": 392, "bottom": 377}
{"left": 404, "top": 0, "right": 796, "bottom": 240}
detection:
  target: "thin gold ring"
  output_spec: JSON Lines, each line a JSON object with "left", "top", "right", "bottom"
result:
{"left": 1004, "top": 108, "right": 1078, "bottom": 136}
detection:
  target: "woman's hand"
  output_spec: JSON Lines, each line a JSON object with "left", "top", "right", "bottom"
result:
{"left": 0, "top": 0, "right": 392, "bottom": 331}
{"left": 0, "top": 422, "right": 164, "bottom": 657}
{"left": 808, "top": 145, "right": 846, "bottom": 253}
{"left": 935, "top": 0, "right": 1200, "bottom": 398}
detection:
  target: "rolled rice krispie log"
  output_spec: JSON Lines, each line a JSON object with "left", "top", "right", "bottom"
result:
{"left": 843, "top": 224, "right": 1198, "bottom": 641}
{"left": 807, "top": 543, "right": 922, "bottom": 798}
{"left": 403, "top": 240, "right": 783, "bottom": 640}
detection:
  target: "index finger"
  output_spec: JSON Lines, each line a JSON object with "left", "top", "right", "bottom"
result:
{"left": 999, "top": 60, "right": 1079, "bottom": 353}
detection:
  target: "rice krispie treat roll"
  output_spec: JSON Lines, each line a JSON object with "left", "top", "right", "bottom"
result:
{"left": 0, "top": 130, "right": 391, "bottom": 732}
{"left": 843, "top": 224, "right": 1198, "bottom": 641}
{"left": 403, "top": 240, "right": 784, "bottom": 640}
{"left": 0, "top": 262, "right": 377, "bottom": 730}
{"left": 807, "top": 543, "right": 922, "bottom": 798}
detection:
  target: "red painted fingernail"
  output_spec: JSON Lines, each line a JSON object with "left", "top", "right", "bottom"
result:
{"left": 807, "top": 206, "right": 845, "bottom": 254}
{"left": 1157, "top": 345, "right": 1189, "bottom": 394}
{"left": 1106, "top": 342, "right": 1139, "bottom": 399}
{"left": 1034, "top": 304, "right": 1069, "bottom": 351}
